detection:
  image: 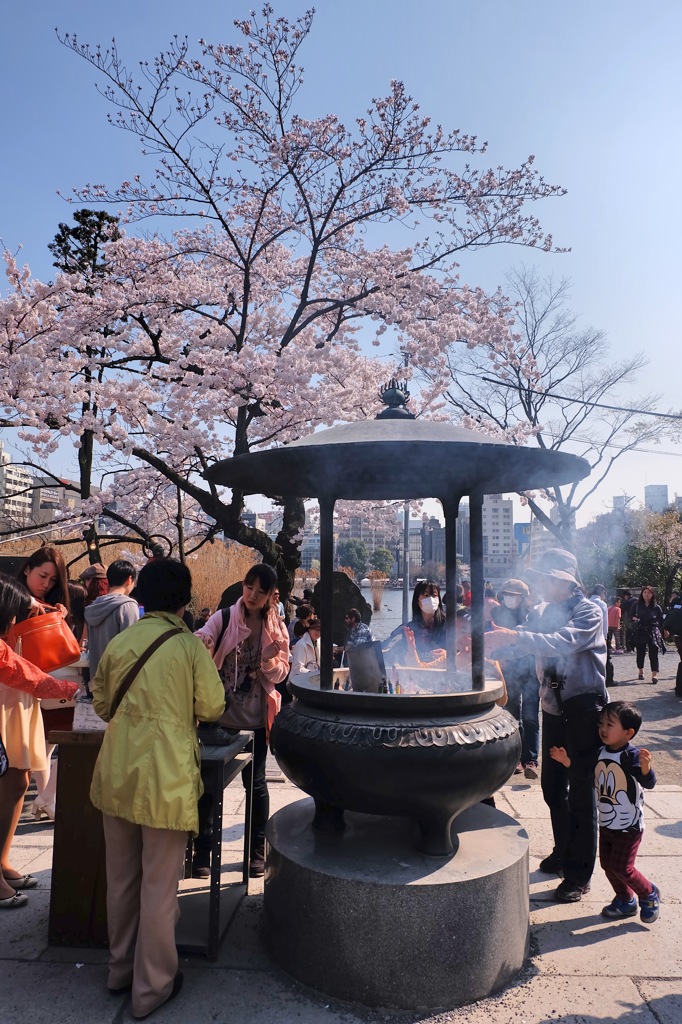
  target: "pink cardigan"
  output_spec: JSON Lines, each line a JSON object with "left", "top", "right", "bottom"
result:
{"left": 195, "top": 597, "right": 288, "bottom": 737}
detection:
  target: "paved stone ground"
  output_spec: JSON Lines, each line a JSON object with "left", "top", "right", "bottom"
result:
{"left": 1, "top": 651, "right": 680, "bottom": 1024}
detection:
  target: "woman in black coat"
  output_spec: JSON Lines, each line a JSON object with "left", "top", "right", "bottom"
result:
{"left": 632, "top": 585, "right": 665, "bottom": 683}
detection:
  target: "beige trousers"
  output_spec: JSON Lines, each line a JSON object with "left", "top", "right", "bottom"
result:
{"left": 102, "top": 814, "right": 188, "bottom": 1019}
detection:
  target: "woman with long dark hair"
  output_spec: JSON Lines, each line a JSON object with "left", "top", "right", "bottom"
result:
{"left": 195, "top": 563, "right": 290, "bottom": 877}
{"left": 383, "top": 579, "right": 447, "bottom": 666}
{"left": 0, "top": 574, "right": 79, "bottom": 907}
{"left": 632, "top": 586, "right": 665, "bottom": 683}
{"left": 17, "top": 546, "right": 71, "bottom": 617}
{"left": 17, "top": 547, "right": 75, "bottom": 819}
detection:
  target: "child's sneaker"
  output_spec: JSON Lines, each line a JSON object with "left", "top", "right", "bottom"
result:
{"left": 601, "top": 896, "right": 638, "bottom": 919}
{"left": 639, "top": 884, "right": 660, "bottom": 923}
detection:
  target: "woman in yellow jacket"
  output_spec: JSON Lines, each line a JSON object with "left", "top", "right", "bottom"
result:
{"left": 90, "top": 559, "right": 224, "bottom": 1021}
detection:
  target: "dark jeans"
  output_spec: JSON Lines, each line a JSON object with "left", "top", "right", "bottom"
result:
{"left": 242, "top": 727, "right": 269, "bottom": 856}
{"left": 636, "top": 642, "right": 659, "bottom": 674}
{"left": 541, "top": 703, "right": 602, "bottom": 887}
{"left": 195, "top": 727, "right": 270, "bottom": 863}
{"left": 605, "top": 649, "right": 614, "bottom": 687}
{"left": 505, "top": 675, "right": 540, "bottom": 764}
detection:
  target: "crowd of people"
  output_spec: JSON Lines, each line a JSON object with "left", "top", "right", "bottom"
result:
{"left": 1, "top": 543, "right": 680, "bottom": 1018}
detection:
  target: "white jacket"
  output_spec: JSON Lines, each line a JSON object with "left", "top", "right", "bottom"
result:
{"left": 290, "top": 631, "right": 319, "bottom": 680}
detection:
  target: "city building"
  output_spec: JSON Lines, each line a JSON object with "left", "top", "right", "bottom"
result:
{"left": 393, "top": 513, "right": 423, "bottom": 581}
{"left": 0, "top": 441, "right": 33, "bottom": 527}
{"left": 31, "top": 475, "right": 84, "bottom": 530}
{"left": 300, "top": 532, "right": 320, "bottom": 571}
{"left": 421, "top": 516, "right": 446, "bottom": 571}
{"left": 336, "top": 514, "right": 396, "bottom": 558}
{"left": 481, "top": 494, "right": 515, "bottom": 582}
{"left": 644, "top": 485, "right": 669, "bottom": 513}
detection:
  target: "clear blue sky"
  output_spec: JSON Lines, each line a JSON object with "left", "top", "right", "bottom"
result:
{"left": 1, "top": 0, "right": 681, "bottom": 523}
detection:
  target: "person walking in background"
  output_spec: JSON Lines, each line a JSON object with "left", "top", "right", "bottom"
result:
{"left": 622, "top": 590, "right": 637, "bottom": 653}
{"left": 486, "top": 549, "right": 607, "bottom": 904}
{"left": 491, "top": 579, "right": 539, "bottom": 779}
{"left": 84, "top": 560, "right": 139, "bottom": 677}
{"left": 589, "top": 584, "right": 613, "bottom": 687}
{"left": 663, "top": 592, "right": 682, "bottom": 696}
{"left": 550, "top": 700, "right": 659, "bottom": 924}
{"left": 632, "top": 586, "right": 665, "bottom": 684}
{"left": 90, "top": 559, "right": 225, "bottom": 1019}
{"left": 607, "top": 597, "right": 622, "bottom": 653}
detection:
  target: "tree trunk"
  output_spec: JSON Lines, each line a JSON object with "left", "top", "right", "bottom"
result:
{"left": 79, "top": 427, "right": 102, "bottom": 564}
{"left": 273, "top": 496, "right": 306, "bottom": 603}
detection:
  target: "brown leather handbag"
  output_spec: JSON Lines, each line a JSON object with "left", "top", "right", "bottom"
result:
{"left": 11, "top": 606, "right": 81, "bottom": 673}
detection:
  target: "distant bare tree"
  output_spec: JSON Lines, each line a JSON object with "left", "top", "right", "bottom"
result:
{"left": 423, "top": 267, "right": 661, "bottom": 548}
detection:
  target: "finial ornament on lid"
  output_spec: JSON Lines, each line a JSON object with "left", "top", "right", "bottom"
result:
{"left": 376, "top": 378, "right": 415, "bottom": 419}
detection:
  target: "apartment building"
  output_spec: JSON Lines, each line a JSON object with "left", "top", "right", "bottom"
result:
{"left": 0, "top": 442, "right": 33, "bottom": 527}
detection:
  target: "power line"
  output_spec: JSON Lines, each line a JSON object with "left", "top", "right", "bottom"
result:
{"left": 542, "top": 432, "right": 682, "bottom": 460}
{"left": 480, "top": 377, "right": 682, "bottom": 421}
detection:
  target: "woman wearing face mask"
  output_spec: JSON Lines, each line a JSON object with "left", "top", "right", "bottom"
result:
{"left": 383, "top": 580, "right": 447, "bottom": 665}
{"left": 491, "top": 580, "right": 540, "bottom": 779}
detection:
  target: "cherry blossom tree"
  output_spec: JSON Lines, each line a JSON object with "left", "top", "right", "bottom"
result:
{"left": 1, "top": 6, "right": 566, "bottom": 594}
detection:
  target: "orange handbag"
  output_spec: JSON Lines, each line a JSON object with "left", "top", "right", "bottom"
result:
{"left": 11, "top": 607, "right": 81, "bottom": 673}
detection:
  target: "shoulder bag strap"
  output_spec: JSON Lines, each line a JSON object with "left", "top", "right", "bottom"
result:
{"left": 214, "top": 606, "right": 231, "bottom": 653}
{"left": 110, "top": 627, "right": 184, "bottom": 718}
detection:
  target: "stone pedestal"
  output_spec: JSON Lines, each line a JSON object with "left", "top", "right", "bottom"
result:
{"left": 264, "top": 799, "right": 529, "bottom": 1011}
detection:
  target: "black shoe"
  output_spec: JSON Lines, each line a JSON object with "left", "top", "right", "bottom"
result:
{"left": 192, "top": 845, "right": 211, "bottom": 878}
{"left": 554, "top": 880, "right": 591, "bottom": 903}
{"left": 134, "top": 973, "right": 183, "bottom": 1020}
{"left": 538, "top": 853, "right": 564, "bottom": 876}
{"left": 249, "top": 856, "right": 265, "bottom": 878}
{"left": 198, "top": 724, "right": 239, "bottom": 746}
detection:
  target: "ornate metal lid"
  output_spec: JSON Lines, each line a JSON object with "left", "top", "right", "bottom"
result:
{"left": 205, "top": 417, "right": 589, "bottom": 500}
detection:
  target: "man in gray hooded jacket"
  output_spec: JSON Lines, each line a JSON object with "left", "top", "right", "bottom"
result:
{"left": 84, "top": 560, "right": 139, "bottom": 675}
{"left": 486, "top": 548, "right": 607, "bottom": 904}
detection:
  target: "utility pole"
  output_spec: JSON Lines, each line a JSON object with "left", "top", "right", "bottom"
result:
{"left": 402, "top": 499, "right": 410, "bottom": 622}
